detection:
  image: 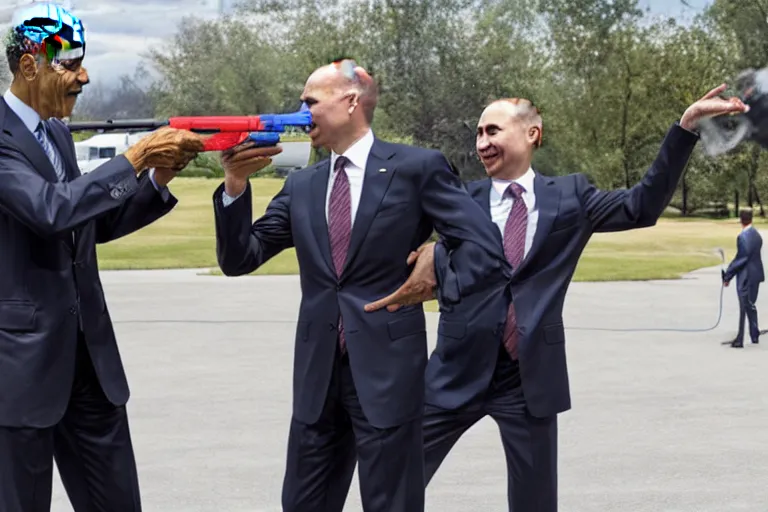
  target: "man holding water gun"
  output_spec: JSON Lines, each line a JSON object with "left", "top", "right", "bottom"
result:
{"left": 213, "top": 59, "right": 509, "bottom": 512}
{"left": 0, "top": 3, "right": 216, "bottom": 511}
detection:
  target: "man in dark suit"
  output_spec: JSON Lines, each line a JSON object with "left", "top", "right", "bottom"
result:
{"left": 0, "top": 4, "right": 205, "bottom": 511}
{"left": 213, "top": 59, "right": 507, "bottom": 512}
{"left": 418, "top": 87, "right": 748, "bottom": 511}
{"left": 723, "top": 208, "right": 764, "bottom": 347}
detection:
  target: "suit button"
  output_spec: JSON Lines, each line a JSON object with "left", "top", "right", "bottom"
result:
{"left": 336, "top": 284, "right": 342, "bottom": 291}
{"left": 329, "top": 323, "right": 336, "bottom": 331}
{"left": 69, "top": 306, "right": 77, "bottom": 315}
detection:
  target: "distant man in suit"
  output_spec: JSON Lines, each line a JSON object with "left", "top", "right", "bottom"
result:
{"left": 0, "top": 4, "right": 206, "bottom": 511}
{"left": 723, "top": 208, "right": 764, "bottom": 347}
{"left": 416, "top": 86, "right": 747, "bottom": 511}
{"left": 213, "top": 58, "right": 507, "bottom": 512}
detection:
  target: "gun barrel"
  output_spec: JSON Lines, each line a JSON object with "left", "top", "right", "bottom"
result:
{"left": 66, "top": 119, "right": 170, "bottom": 132}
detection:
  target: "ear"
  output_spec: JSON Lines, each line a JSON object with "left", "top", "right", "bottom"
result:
{"left": 345, "top": 90, "right": 360, "bottom": 114}
{"left": 18, "top": 54, "right": 40, "bottom": 82}
{"left": 529, "top": 125, "right": 542, "bottom": 148}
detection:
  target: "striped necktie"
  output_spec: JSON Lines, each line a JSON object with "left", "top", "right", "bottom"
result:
{"left": 328, "top": 155, "right": 352, "bottom": 353}
{"left": 502, "top": 182, "right": 527, "bottom": 360}
{"left": 35, "top": 121, "right": 66, "bottom": 181}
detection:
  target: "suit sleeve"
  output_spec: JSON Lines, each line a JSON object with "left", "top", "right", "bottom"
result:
{"left": 578, "top": 123, "right": 699, "bottom": 233}
{"left": 418, "top": 151, "right": 509, "bottom": 304}
{"left": 213, "top": 178, "right": 294, "bottom": 276}
{"left": 94, "top": 169, "right": 178, "bottom": 243}
{"left": 724, "top": 234, "right": 749, "bottom": 282}
{"left": 0, "top": 141, "right": 139, "bottom": 238}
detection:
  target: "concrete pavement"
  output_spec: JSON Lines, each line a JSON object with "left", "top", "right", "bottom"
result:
{"left": 50, "top": 264, "right": 767, "bottom": 511}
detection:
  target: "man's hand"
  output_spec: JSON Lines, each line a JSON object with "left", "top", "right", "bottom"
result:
{"left": 680, "top": 83, "right": 749, "bottom": 132}
{"left": 364, "top": 243, "right": 437, "bottom": 313}
{"left": 221, "top": 142, "right": 283, "bottom": 198}
{"left": 123, "top": 127, "right": 204, "bottom": 174}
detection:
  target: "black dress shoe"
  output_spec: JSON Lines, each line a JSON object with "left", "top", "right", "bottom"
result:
{"left": 731, "top": 341, "right": 744, "bottom": 348}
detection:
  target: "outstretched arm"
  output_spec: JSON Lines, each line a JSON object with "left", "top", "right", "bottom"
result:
{"left": 578, "top": 122, "right": 699, "bottom": 233}
{"left": 95, "top": 169, "right": 177, "bottom": 243}
{"left": 581, "top": 84, "right": 748, "bottom": 233}
{"left": 0, "top": 142, "right": 141, "bottom": 238}
{"left": 213, "top": 178, "right": 294, "bottom": 276}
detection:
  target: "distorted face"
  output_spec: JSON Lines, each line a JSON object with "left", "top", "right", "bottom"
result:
{"left": 476, "top": 101, "right": 541, "bottom": 178}
{"left": 300, "top": 67, "right": 360, "bottom": 150}
{"left": 20, "top": 52, "right": 88, "bottom": 119}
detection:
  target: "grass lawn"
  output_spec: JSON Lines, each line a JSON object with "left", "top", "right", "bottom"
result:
{"left": 98, "top": 177, "right": 747, "bottom": 281}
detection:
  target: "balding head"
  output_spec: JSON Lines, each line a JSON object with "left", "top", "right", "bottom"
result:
{"left": 301, "top": 59, "right": 378, "bottom": 153}
{"left": 485, "top": 98, "right": 543, "bottom": 148}
{"left": 476, "top": 97, "right": 543, "bottom": 180}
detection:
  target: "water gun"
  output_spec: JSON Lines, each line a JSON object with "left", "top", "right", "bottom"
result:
{"left": 65, "top": 103, "right": 313, "bottom": 152}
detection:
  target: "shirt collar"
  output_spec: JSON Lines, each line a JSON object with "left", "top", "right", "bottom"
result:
{"left": 3, "top": 89, "right": 41, "bottom": 134}
{"left": 491, "top": 167, "right": 536, "bottom": 198}
{"left": 743, "top": 223, "right": 753, "bottom": 232}
{"left": 331, "top": 129, "right": 374, "bottom": 172}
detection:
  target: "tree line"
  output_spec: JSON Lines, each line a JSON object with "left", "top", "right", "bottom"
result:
{"left": 2, "top": 0, "right": 767, "bottom": 217}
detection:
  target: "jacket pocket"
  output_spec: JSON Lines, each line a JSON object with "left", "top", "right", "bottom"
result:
{"left": 437, "top": 320, "right": 466, "bottom": 340}
{"left": 387, "top": 313, "right": 426, "bottom": 341}
{"left": 0, "top": 301, "right": 37, "bottom": 332}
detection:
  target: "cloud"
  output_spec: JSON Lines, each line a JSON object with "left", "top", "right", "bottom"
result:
{"left": 0, "top": 0, "right": 233, "bottom": 86}
{"left": 1, "top": 0, "right": 709, "bottom": 91}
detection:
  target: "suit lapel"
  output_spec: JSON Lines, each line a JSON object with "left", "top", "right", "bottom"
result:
{"left": 47, "top": 119, "right": 81, "bottom": 182}
{"left": 309, "top": 160, "right": 335, "bottom": 276}
{"left": 469, "top": 179, "right": 502, "bottom": 247}
{"left": 0, "top": 99, "right": 59, "bottom": 183}
{"left": 340, "top": 138, "right": 396, "bottom": 280}
{"left": 513, "top": 173, "right": 559, "bottom": 278}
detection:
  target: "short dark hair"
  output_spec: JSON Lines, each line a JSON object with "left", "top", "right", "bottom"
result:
{"left": 4, "top": 29, "right": 29, "bottom": 75}
{"left": 740, "top": 208, "right": 753, "bottom": 225}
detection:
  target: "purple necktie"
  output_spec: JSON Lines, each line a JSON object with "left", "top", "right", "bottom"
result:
{"left": 502, "top": 182, "right": 527, "bottom": 360}
{"left": 328, "top": 156, "right": 352, "bottom": 353}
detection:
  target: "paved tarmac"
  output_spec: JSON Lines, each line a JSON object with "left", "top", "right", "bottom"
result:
{"left": 50, "top": 263, "right": 767, "bottom": 511}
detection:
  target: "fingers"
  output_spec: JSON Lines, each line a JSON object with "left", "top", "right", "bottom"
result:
{"left": 701, "top": 83, "right": 727, "bottom": 101}
{"left": 227, "top": 145, "right": 283, "bottom": 163}
{"left": 364, "top": 290, "right": 403, "bottom": 312}
{"left": 406, "top": 251, "right": 419, "bottom": 265}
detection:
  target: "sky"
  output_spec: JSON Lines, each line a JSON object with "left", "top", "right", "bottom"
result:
{"left": 1, "top": 0, "right": 713, "bottom": 87}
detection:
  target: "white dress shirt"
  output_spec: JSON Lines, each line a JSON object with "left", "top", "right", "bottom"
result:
{"left": 326, "top": 128, "right": 374, "bottom": 223}
{"left": 489, "top": 167, "right": 539, "bottom": 257}
{"left": 222, "top": 128, "right": 375, "bottom": 216}
{"left": 3, "top": 88, "right": 40, "bottom": 133}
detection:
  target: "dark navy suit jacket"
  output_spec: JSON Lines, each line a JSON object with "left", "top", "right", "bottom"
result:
{"left": 425, "top": 123, "right": 700, "bottom": 418}
{"left": 0, "top": 98, "right": 177, "bottom": 428}
{"left": 724, "top": 226, "right": 764, "bottom": 294}
{"left": 213, "top": 137, "right": 509, "bottom": 429}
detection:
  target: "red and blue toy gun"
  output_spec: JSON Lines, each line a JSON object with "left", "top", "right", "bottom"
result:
{"left": 65, "top": 103, "right": 313, "bottom": 152}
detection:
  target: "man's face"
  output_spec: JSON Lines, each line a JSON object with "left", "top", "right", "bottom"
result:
{"left": 476, "top": 102, "right": 539, "bottom": 177}
{"left": 300, "top": 70, "right": 356, "bottom": 150}
{"left": 28, "top": 55, "right": 88, "bottom": 119}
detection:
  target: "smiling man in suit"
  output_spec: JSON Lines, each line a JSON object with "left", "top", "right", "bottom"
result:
{"left": 0, "top": 4, "right": 205, "bottom": 511}
{"left": 722, "top": 208, "right": 764, "bottom": 347}
{"left": 420, "top": 86, "right": 748, "bottom": 511}
{"left": 213, "top": 58, "right": 507, "bottom": 512}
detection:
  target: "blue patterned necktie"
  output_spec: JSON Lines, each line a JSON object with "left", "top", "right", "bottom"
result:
{"left": 35, "top": 121, "right": 66, "bottom": 181}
